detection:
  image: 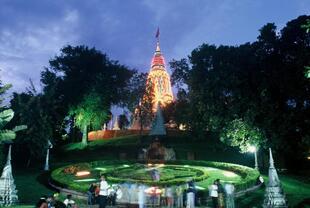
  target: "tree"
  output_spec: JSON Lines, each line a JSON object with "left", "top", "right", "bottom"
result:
{"left": 220, "top": 119, "right": 265, "bottom": 153}
{"left": 9, "top": 89, "right": 52, "bottom": 166}
{"left": 69, "top": 92, "right": 109, "bottom": 146}
{"left": 170, "top": 15, "right": 310, "bottom": 168}
{"left": 118, "top": 114, "right": 129, "bottom": 130}
{"left": 41, "top": 45, "right": 133, "bottom": 144}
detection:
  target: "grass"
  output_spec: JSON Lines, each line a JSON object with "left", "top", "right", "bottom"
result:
{"left": 14, "top": 169, "right": 57, "bottom": 205}
{"left": 51, "top": 160, "right": 258, "bottom": 194}
{"left": 236, "top": 175, "right": 310, "bottom": 208}
{"left": 8, "top": 134, "right": 310, "bottom": 207}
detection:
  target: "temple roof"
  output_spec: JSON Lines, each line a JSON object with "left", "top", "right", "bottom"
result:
{"left": 151, "top": 41, "right": 165, "bottom": 69}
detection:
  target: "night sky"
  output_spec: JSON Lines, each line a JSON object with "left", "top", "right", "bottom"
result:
{"left": 0, "top": 0, "right": 309, "bottom": 94}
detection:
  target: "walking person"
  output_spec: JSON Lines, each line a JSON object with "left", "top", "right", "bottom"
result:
{"left": 176, "top": 185, "right": 183, "bottom": 208}
{"left": 166, "top": 186, "right": 174, "bottom": 208}
{"left": 186, "top": 180, "right": 195, "bottom": 208}
{"left": 224, "top": 183, "right": 235, "bottom": 208}
{"left": 98, "top": 175, "right": 109, "bottom": 208}
{"left": 87, "top": 183, "right": 97, "bottom": 205}
{"left": 216, "top": 179, "right": 225, "bottom": 208}
{"left": 138, "top": 184, "right": 146, "bottom": 208}
{"left": 209, "top": 181, "right": 218, "bottom": 208}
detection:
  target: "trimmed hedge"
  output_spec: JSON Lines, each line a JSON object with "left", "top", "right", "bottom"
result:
{"left": 50, "top": 160, "right": 259, "bottom": 193}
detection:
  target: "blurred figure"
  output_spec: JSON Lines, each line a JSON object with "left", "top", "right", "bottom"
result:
{"left": 98, "top": 175, "right": 109, "bottom": 208}
{"left": 36, "top": 195, "right": 48, "bottom": 208}
{"left": 216, "top": 179, "right": 225, "bottom": 208}
{"left": 166, "top": 186, "right": 174, "bottom": 208}
{"left": 160, "top": 186, "right": 166, "bottom": 206}
{"left": 87, "top": 183, "right": 97, "bottom": 205}
{"left": 47, "top": 194, "right": 55, "bottom": 208}
{"left": 63, "top": 194, "right": 75, "bottom": 208}
{"left": 186, "top": 180, "right": 196, "bottom": 208}
{"left": 209, "top": 181, "right": 218, "bottom": 208}
{"left": 176, "top": 185, "right": 183, "bottom": 208}
{"left": 224, "top": 183, "right": 235, "bottom": 208}
{"left": 138, "top": 184, "right": 146, "bottom": 208}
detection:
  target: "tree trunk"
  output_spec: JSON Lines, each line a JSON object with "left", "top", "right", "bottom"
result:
{"left": 81, "top": 124, "right": 88, "bottom": 146}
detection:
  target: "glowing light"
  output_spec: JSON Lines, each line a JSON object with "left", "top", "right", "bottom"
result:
{"left": 183, "top": 165, "right": 190, "bottom": 168}
{"left": 75, "top": 171, "right": 90, "bottom": 177}
{"left": 195, "top": 185, "right": 206, "bottom": 190}
{"left": 94, "top": 167, "right": 107, "bottom": 171}
{"left": 157, "top": 164, "right": 165, "bottom": 168}
{"left": 147, "top": 163, "right": 153, "bottom": 167}
{"left": 123, "top": 164, "right": 130, "bottom": 167}
{"left": 74, "top": 178, "right": 97, "bottom": 182}
{"left": 223, "top": 171, "right": 238, "bottom": 178}
{"left": 248, "top": 145, "right": 256, "bottom": 153}
{"left": 307, "top": 156, "right": 310, "bottom": 160}
{"left": 145, "top": 186, "right": 162, "bottom": 195}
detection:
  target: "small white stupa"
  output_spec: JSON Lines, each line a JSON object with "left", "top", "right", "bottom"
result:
{"left": 0, "top": 145, "right": 18, "bottom": 206}
{"left": 262, "top": 148, "right": 288, "bottom": 208}
{"left": 112, "top": 116, "right": 120, "bottom": 130}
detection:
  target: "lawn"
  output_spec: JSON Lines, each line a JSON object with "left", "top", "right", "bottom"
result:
{"left": 14, "top": 169, "right": 56, "bottom": 205}
{"left": 8, "top": 135, "right": 310, "bottom": 207}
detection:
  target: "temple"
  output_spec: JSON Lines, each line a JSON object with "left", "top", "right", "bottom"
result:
{"left": 130, "top": 33, "right": 174, "bottom": 130}
{"left": 146, "top": 40, "right": 174, "bottom": 110}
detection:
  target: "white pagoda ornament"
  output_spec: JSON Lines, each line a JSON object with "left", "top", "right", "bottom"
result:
{"left": 0, "top": 145, "right": 18, "bottom": 206}
{"left": 263, "top": 148, "right": 288, "bottom": 208}
{"left": 112, "top": 116, "right": 120, "bottom": 130}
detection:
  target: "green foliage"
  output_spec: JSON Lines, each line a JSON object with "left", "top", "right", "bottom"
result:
{"left": 70, "top": 92, "right": 108, "bottom": 130}
{"left": 220, "top": 119, "right": 265, "bottom": 153}
{"left": 69, "top": 92, "right": 109, "bottom": 145}
{"left": 9, "top": 91, "right": 51, "bottom": 165}
{"left": 0, "top": 109, "right": 27, "bottom": 143}
{"left": 170, "top": 15, "right": 310, "bottom": 167}
{"left": 41, "top": 45, "right": 133, "bottom": 143}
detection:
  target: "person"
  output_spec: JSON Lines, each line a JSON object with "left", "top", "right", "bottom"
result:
{"left": 63, "top": 194, "right": 75, "bottom": 208}
{"left": 87, "top": 183, "right": 97, "bottom": 205}
{"left": 216, "top": 179, "right": 225, "bottom": 208}
{"left": 138, "top": 184, "right": 146, "bottom": 208}
{"left": 175, "top": 185, "right": 183, "bottom": 208}
{"left": 166, "top": 186, "right": 174, "bottom": 208}
{"left": 186, "top": 180, "right": 195, "bottom": 208}
{"left": 98, "top": 175, "right": 109, "bottom": 208}
{"left": 160, "top": 186, "right": 166, "bottom": 206}
{"left": 224, "top": 183, "right": 235, "bottom": 208}
{"left": 36, "top": 195, "right": 48, "bottom": 208}
{"left": 209, "top": 181, "right": 218, "bottom": 208}
{"left": 47, "top": 194, "right": 56, "bottom": 208}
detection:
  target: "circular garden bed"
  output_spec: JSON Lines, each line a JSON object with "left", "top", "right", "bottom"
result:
{"left": 51, "top": 160, "right": 259, "bottom": 194}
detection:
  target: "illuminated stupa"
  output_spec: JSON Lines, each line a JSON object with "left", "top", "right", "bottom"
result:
{"left": 146, "top": 39, "right": 174, "bottom": 110}
{"left": 130, "top": 31, "right": 173, "bottom": 130}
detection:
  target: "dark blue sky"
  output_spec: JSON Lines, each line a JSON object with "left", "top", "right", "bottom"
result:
{"left": 0, "top": 0, "right": 309, "bottom": 94}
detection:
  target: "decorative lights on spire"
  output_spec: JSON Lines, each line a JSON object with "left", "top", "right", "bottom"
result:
{"left": 147, "top": 28, "right": 173, "bottom": 110}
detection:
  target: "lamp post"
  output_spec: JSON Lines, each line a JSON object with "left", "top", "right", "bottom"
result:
{"left": 44, "top": 140, "right": 53, "bottom": 171}
{"left": 248, "top": 145, "right": 258, "bottom": 170}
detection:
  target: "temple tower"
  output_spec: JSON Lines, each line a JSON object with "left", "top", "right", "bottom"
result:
{"left": 146, "top": 36, "right": 174, "bottom": 111}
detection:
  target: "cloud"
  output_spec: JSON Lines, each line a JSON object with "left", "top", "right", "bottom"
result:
{"left": 0, "top": 0, "right": 307, "bottom": 98}
{"left": 0, "top": 5, "right": 79, "bottom": 94}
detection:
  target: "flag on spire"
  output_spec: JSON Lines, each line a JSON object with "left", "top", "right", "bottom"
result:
{"left": 155, "top": 27, "right": 160, "bottom": 39}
